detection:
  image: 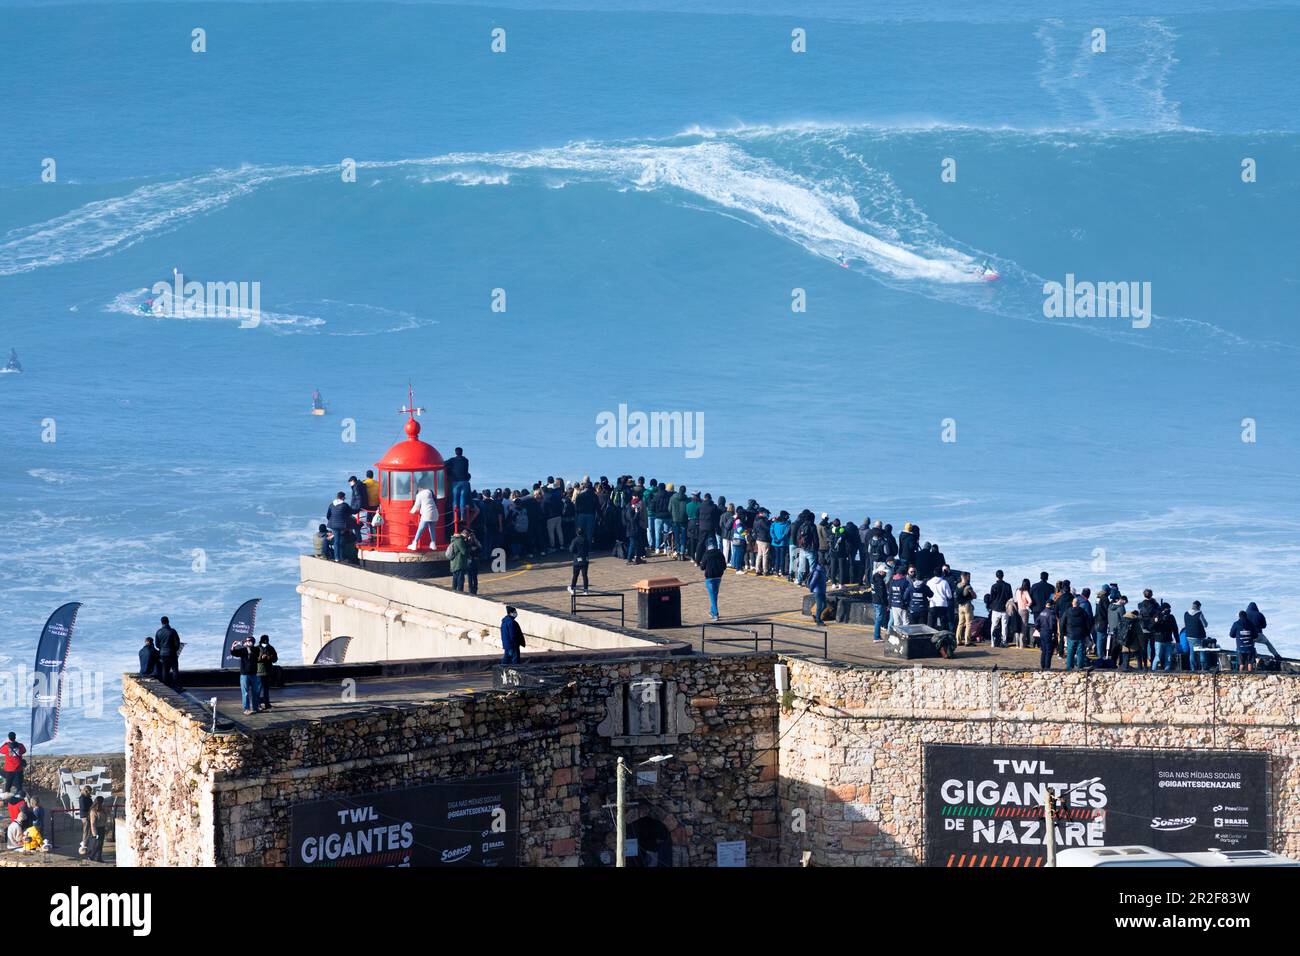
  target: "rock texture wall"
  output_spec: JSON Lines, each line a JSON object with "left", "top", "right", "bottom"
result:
{"left": 122, "top": 653, "right": 779, "bottom": 867}
{"left": 123, "top": 676, "right": 583, "bottom": 867}
{"left": 777, "top": 660, "right": 1300, "bottom": 866}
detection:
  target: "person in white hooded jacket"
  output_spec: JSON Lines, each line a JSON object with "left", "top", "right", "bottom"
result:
{"left": 926, "top": 572, "right": 953, "bottom": 631}
{"left": 409, "top": 486, "right": 438, "bottom": 551}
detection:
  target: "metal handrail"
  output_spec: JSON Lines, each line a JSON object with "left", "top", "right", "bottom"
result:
{"left": 699, "top": 618, "right": 828, "bottom": 658}
{"left": 570, "top": 590, "right": 626, "bottom": 627}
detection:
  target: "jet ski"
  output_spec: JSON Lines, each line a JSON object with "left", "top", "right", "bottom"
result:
{"left": 1, "top": 349, "right": 20, "bottom": 374}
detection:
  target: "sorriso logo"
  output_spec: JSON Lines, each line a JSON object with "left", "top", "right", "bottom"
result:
{"left": 1150, "top": 816, "right": 1197, "bottom": 832}
{"left": 49, "top": 887, "right": 151, "bottom": 936}
{"left": 440, "top": 844, "right": 472, "bottom": 863}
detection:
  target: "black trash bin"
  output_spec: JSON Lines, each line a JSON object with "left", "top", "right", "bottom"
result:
{"left": 635, "top": 577, "right": 683, "bottom": 629}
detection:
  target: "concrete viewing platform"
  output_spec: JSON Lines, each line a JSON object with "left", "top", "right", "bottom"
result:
{"left": 473, "top": 552, "right": 1049, "bottom": 671}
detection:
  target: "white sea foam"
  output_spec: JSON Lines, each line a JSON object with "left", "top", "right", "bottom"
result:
{"left": 0, "top": 164, "right": 314, "bottom": 278}
{"left": 104, "top": 287, "right": 325, "bottom": 331}
{"left": 5, "top": 120, "right": 1275, "bottom": 353}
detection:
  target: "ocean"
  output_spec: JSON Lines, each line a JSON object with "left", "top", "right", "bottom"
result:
{"left": 1, "top": 0, "right": 1298, "bottom": 752}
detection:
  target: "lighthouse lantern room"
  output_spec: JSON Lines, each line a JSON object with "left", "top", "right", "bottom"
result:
{"left": 370, "top": 390, "right": 448, "bottom": 553}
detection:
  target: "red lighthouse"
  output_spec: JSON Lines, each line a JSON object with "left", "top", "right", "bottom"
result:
{"left": 358, "top": 389, "right": 450, "bottom": 578}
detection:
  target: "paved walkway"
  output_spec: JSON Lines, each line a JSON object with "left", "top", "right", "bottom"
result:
{"left": 474, "top": 552, "right": 1048, "bottom": 671}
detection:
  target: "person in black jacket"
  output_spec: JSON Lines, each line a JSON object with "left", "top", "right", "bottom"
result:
{"left": 702, "top": 545, "right": 727, "bottom": 620}
{"left": 1137, "top": 589, "right": 1160, "bottom": 669}
{"left": 1037, "top": 603, "right": 1058, "bottom": 670}
{"left": 569, "top": 526, "right": 591, "bottom": 593}
{"left": 325, "top": 492, "right": 354, "bottom": 562}
{"left": 1184, "top": 601, "right": 1209, "bottom": 671}
{"left": 348, "top": 476, "right": 367, "bottom": 516}
{"left": 623, "top": 498, "right": 647, "bottom": 565}
{"left": 138, "top": 637, "right": 160, "bottom": 678}
{"left": 988, "top": 571, "right": 1013, "bottom": 647}
{"left": 1029, "top": 572, "right": 1054, "bottom": 615}
{"left": 229, "top": 635, "right": 261, "bottom": 715}
{"left": 155, "top": 616, "right": 182, "bottom": 690}
{"left": 870, "top": 569, "right": 889, "bottom": 642}
{"left": 898, "top": 523, "right": 920, "bottom": 568}
{"left": 1063, "top": 597, "right": 1092, "bottom": 670}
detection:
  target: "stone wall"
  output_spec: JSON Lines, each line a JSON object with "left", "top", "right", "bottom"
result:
{"left": 121, "top": 653, "right": 779, "bottom": 867}
{"left": 122, "top": 675, "right": 583, "bottom": 867}
{"left": 777, "top": 660, "right": 1300, "bottom": 866}
{"left": 553, "top": 654, "right": 780, "bottom": 867}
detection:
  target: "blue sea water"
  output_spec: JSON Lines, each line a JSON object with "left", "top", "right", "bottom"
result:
{"left": 1, "top": 0, "right": 1298, "bottom": 752}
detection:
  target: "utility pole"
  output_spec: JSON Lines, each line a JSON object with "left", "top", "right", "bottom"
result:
{"left": 616, "top": 756, "right": 626, "bottom": 868}
{"left": 1044, "top": 789, "right": 1058, "bottom": 867}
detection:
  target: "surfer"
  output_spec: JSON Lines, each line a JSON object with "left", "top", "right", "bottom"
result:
{"left": 4, "top": 349, "right": 20, "bottom": 373}
{"left": 837, "top": 253, "right": 849, "bottom": 268}
{"left": 312, "top": 389, "right": 326, "bottom": 413}
{"left": 977, "top": 260, "right": 1000, "bottom": 282}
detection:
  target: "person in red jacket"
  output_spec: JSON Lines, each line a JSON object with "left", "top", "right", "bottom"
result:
{"left": 1, "top": 733, "right": 25, "bottom": 794}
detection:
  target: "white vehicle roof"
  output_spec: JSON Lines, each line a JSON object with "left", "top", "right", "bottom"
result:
{"left": 1057, "top": 845, "right": 1298, "bottom": 867}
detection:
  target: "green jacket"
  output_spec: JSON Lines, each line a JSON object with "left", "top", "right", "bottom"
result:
{"left": 448, "top": 534, "right": 472, "bottom": 573}
{"left": 669, "top": 491, "right": 688, "bottom": 523}
{"left": 256, "top": 642, "right": 278, "bottom": 677}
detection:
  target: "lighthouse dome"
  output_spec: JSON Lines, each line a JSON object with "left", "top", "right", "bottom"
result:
{"left": 376, "top": 417, "right": 444, "bottom": 471}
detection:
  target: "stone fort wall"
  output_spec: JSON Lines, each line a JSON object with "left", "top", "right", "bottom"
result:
{"left": 777, "top": 660, "right": 1300, "bottom": 866}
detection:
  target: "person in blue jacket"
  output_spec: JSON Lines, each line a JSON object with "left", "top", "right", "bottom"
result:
{"left": 808, "top": 561, "right": 828, "bottom": 624}
{"left": 500, "top": 606, "right": 525, "bottom": 665}
{"left": 1229, "top": 610, "right": 1257, "bottom": 672}
{"left": 769, "top": 512, "right": 791, "bottom": 578}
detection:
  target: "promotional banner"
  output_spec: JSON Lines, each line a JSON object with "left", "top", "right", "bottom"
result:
{"left": 220, "top": 598, "right": 261, "bottom": 668}
{"left": 290, "top": 772, "right": 519, "bottom": 867}
{"left": 30, "top": 602, "right": 82, "bottom": 748}
{"left": 312, "top": 635, "right": 353, "bottom": 665}
{"left": 924, "top": 744, "right": 1269, "bottom": 867}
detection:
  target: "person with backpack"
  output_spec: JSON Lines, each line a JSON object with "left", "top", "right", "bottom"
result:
{"left": 702, "top": 544, "right": 726, "bottom": 620}
{"left": 500, "top": 606, "right": 525, "bottom": 666}
{"left": 568, "top": 526, "right": 591, "bottom": 593}
{"left": 256, "top": 634, "right": 278, "bottom": 711}
{"left": 155, "top": 615, "right": 182, "bottom": 690}
{"left": 792, "top": 511, "right": 817, "bottom": 585}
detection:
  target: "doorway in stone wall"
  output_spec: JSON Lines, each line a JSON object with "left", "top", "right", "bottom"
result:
{"left": 627, "top": 817, "right": 673, "bottom": 867}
